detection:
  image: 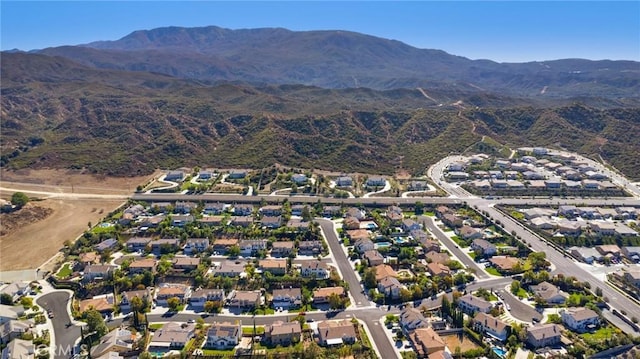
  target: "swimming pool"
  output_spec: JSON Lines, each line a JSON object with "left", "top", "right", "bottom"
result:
{"left": 375, "top": 242, "right": 392, "bottom": 249}
{"left": 394, "top": 238, "right": 409, "bottom": 244}
{"left": 492, "top": 347, "right": 506, "bottom": 358}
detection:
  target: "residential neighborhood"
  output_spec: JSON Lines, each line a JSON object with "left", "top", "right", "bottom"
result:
{"left": 2, "top": 147, "right": 640, "bottom": 359}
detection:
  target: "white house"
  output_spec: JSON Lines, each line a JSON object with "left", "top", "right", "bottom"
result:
{"left": 560, "top": 307, "right": 599, "bottom": 333}
{"left": 299, "top": 261, "right": 329, "bottom": 279}
{"left": 457, "top": 294, "right": 492, "bottom": 315}
{"left": 205, "top": 321, "right": 242, "bottom": 349}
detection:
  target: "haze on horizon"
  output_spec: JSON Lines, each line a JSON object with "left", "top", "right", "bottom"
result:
{"left": 1, "top": 1, "right": 639, "bottom": 63}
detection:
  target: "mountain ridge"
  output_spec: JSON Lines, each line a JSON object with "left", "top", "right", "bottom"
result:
{"left": 33, "top": 25, "right": 640, "bottom": 99}
{"left": 2, "top": 51, "right": 639, "bottom": 179}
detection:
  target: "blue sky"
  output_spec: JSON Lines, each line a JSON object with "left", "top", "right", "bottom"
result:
{"left": 1, "top": 1, "right": 638, "bottom": 62}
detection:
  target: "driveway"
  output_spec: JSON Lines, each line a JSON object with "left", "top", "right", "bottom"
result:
{"left": 37, "top": 291, "right": 82, "bottom": 359}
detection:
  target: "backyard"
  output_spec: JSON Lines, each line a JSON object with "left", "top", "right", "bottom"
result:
{"left": 442, "top": 333, "right": 481, "bottom": 352}
{"left": 56, "top": 263, "right": 72, "bottom": 279}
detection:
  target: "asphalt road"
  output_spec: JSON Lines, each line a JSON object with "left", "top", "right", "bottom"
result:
{"left": 37, "top": 292, "right": 82, "bottom": 359}
{"left": 316, "top": 218, "right": 370, "bottom": 308}
{"left": 420, "top": 215, "right": 489, "bottom": 280}
{"left": 493, "top": 287, "right": 542, "bottom": 322}
{"left": 131, "top": 193, "right": 463, "bottom": 206}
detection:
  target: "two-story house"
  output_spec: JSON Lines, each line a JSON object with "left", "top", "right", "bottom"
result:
{"left": 205, "top": 322, "right": 242, "bottom": 349}
{"left": 265, "top": 321, "right": 301, "bottom": 346}
{"left": 155, "top": 284, "right": 191, "bottom": 307}
{"left": 457, "top": 294, "right": 493, "bottom": 315}
{"left": 82, "top": 265, "right": 117, "bottom": 282}
{"left": 148, "top": 322, "right": 195, "bottom": 351}
{"left": 203, "top": 202, "right": 226, "bottom": 215}
{"left": 209, "top": 261, "right": 245, "bottom": 277}
{"left": 400, "top": 308, "right": 429, "bottom": 333}
{"left": 183, "top": 238, "right": 209, "bottom": 255}
{"left": 313, "top": 287, "right": 346, "bottom": 305}
{"left": 378, "top": 276, "right": 403, "bottom": 299}
{"left": 172, "top": 257, "right": 200, "bottom": 271}
{"left": 128, "top": 258, "right": 157, "bottom": 274}
{"left": 526, "top": 324, "right": 561, "bottom": 348}
{"left": 126, "top": 237, "right": 152, "bottom": 252}
{"left": 363, "top": 250, "right": 384, "bottom": 266}
{"left": 119, "top": 288, "right": 152, "bottom": 314}
{"left": 299, "top": 261, "right": 329, "bottom": 278}
{"left": 473, "top": 312, "right": 510, "bottom": 342}
{"left": 228, "top": 291, "right": 261, "bottom": 309}
{"left": 271, "top": 241, "right": 295, "bottom": 257}
{"left": 189, "top": 289, "right": 226, "bottom": 311}
{"left": 150, "top": 238, "right": 180, "bottom": 255}
{"left": 259, "top": 259, "right": 287, "bottom": 276}
{"left": 232, "top": 204, "right": 253, "bottom": 216}
{"left": 317, "top": 320, "right": 357, "bottom": 346}
{"left": 239, "top": 239, "right": 268, "bottom": 257}
{"left": 259, "top": 205, "right": 282, "bottom": 217}
{"left": 272, "top": 288, "right": 302, "bottom": 310}
{"left": 560, "top": 307, "right": 599, "bottom": 333}
{"left": 471, "top": 239, "right": 497, "bottom": 256}
{"left": 298, "top": 240, "right": 323, "bottom": 256}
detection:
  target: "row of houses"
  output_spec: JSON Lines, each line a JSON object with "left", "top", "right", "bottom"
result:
{"left": 471, "top": 178, "right": 619, "bottom": 192}
{"left": 143, "top": 318, "right": 357, "bottom": 354}
{"left": 569, "top": 245, "right": 640, "bottom": 264}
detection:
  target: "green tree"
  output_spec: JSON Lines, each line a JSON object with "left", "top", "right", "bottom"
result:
{"left": 227, "top": 245, "right": 241, "bottom": 258}
{"left": 546, "top": 313, "right": 562, "bottom": 324}
{"left": 528, "top": 252, "right": 549, "bottom": 270}
{"left": 363, "top": 267, "right": 377, "bottom": 289}
{"left": 138, "top": 352, "right": 153, "bottom": 359}
{"left": 84, "top": 309, "right": 108, "bottom": 338}
{"left": 10, "top": 192, "right": 29, "bottom": 208}
{"left": 511, "top": 280, "right": 521, "bottom": 296}
{"left": 328, "top": 293, "right": 345, "bottom": 310}
{"left": 0, "top": 293, "right": 13, "bottom": 305}
{"left": 204, "top": 300, "right": 221, "bottom": 313}
{"left": 167, "top": 297, "right": 181, "bottom": 311}
{"left": 301, "top": 206, "right": 312, "bottom": 222}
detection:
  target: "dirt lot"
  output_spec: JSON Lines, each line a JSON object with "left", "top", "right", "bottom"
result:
{"left": 0, "top": 169, "right": 156, "bottom": 271}
{"left": 442, "top": 333, "right": 481, "bottom": 352}
{"left": 0, "top": 168, "right": 158, "bottom": 195}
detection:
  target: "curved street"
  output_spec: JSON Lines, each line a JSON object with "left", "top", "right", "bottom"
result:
{"left": 37, "top": 291, "right": 82, "bottom": 359}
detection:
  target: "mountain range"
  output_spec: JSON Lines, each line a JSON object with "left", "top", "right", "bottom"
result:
{"left": 35, "top": 25, "right": 640, "bottom": 99}
{"left": 2, "top": 26, "right": 639, "bottom": 179}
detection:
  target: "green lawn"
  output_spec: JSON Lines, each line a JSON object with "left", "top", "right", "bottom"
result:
{"left": 91, "top": 224, "right": 117, "bottom": 235}
{"left": 56, "top": 263, "right": 72, "bottom": 279}
{"left": 581, "top": 327, "right": 620, "bottom": 343}
{"left": 514, "top": 287, "right": 529, "bottom": 299}
{"left": 485, "top": 267, "right": 502, "bottom": 276}
{"left": 424, "top": 211, "right": 435, "bottom": 217}
{"left": 288, "top": 304, "right": 316, "bottom": 313}
{"left": 202, "top": 348, "right": 235, "bottom": 356}
{"left": 148, "top": 323, "right": 164, "bottom": 330}
{"left": 252, "top": 308, "right": 275, "bottom": 315}
{"left": 242, "top": 326, "right": 265, "bottom": 335}
{"left": 450, "top": 236, "right": 470, "bottom": 248}
{"left": 468, "top": 252, "right": 477, "bottom": 260}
